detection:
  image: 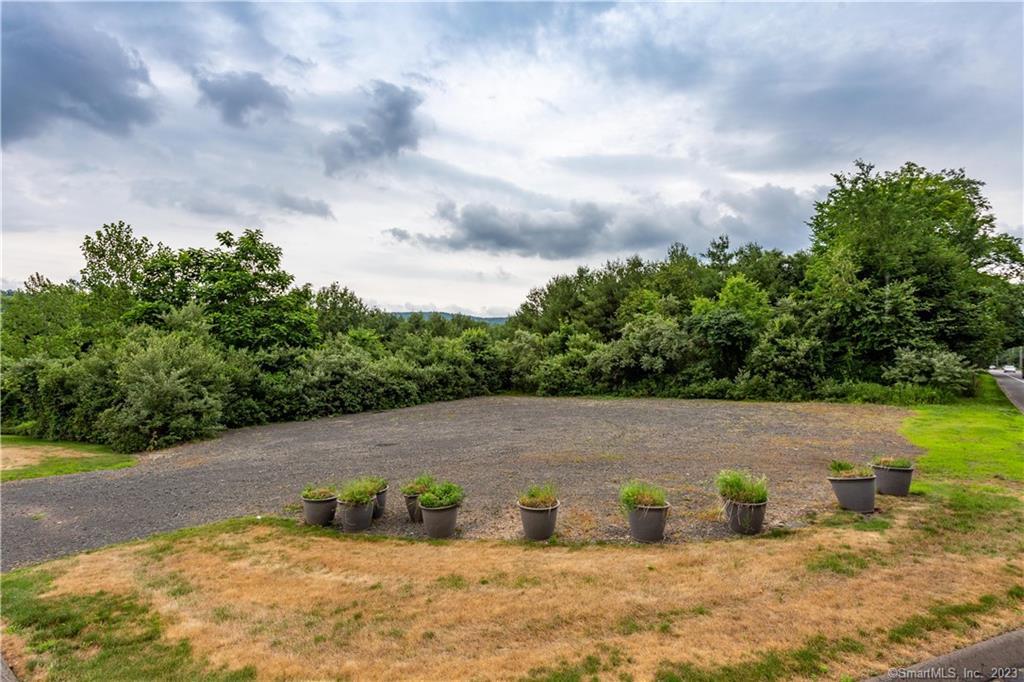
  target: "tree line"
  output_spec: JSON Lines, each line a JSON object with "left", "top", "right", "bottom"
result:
{"left": 3, "top": 161, "right": 1022, "bottom": 452}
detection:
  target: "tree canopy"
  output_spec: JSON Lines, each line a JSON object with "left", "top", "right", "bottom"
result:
{"left": 3, "top": 161, "right": 1022, "bottom": 452}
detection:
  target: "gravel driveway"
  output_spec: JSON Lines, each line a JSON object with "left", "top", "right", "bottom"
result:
{"left": 0, "top": 396, "right": 919, "bottom": 570}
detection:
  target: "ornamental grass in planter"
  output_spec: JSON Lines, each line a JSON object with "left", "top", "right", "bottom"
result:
{"left": 619, "top": 480, "right": 669, "bottom": 543}
{"left": 400, "top": 474, "right": 435, "bottom": 523}
{"left": 418, "top": 481, "right": 464, "bottom": 539}
{"left": 366, "top": 476, "right": 389, "bottom": 519}
{"left": 871, "top": 456, "right": 915, "bottom": 496}
{"left": 337, "top": 478, "right": 378, "bottom": 532}
{"left": 715, "top": 469, "right": 768, "bottom": 535}
{"left": 517, "top": 484, "right": 559, "bottom": 541}
{"left": 301, "top": 485, "right": 338, "bottom": 526}
{"left": 827, "top": 460, "right": 876, "bottom": 513}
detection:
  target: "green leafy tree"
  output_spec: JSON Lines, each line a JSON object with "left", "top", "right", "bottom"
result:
{"left": 135, "top": 230, "right": 320, "bottom": 349}
{"left": 315, "top": 283, "right": 372, "bottom": 335}
{"left": 809, "top": 161, "right": 1024, "bottom": 365}
{"left": 688, "top": 275, "right": 771, "bottom": 379}
{"left": 80, "top": 221, "right": 155, "bottom": 294}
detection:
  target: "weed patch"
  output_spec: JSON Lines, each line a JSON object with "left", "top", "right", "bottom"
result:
{"left": 821, "top": 511, "right": 891, "bottom": 532}
{"left": 806, "top": 549, "right": 879, "bottom": 577}
{"left": 655, "top": 636, "right": 863, "bottom": 681}
{"left": 886, "top": 587, "right": 1023, "bottom": 643}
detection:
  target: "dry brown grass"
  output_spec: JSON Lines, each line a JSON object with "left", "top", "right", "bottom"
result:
{"left": 28, "top": 512, "right": 1022, "bottom": 682}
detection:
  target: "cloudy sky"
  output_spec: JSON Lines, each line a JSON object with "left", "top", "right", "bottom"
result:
{"left": 2, "top": 2, "right": 1022, "bottom": 315}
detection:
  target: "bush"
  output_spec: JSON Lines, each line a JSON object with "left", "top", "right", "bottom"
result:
{"left": 815, "top": 379, "right": 952, "bottom": 405}
{"left": 97, "top": 330, "right": 228, "bottom": 452}
{"left": 663, "top": 378, "right": 736, "bottom": 400}
{"left": 494, "top": 330, "right": 545, "bottom": 393}
{"left": 589, "top": 313, "right": 688, "bottom": 390}
{"left": 619, "top": 480, "right": 667, "bottom": 510}
{"left": 419, "top": 482, "right": 465, "bottom": 508}
{"left": 882, "top": 347, "right": 974, "bottom": 395}
{"left": 288, "top": 336, "right": 420, "bottom": 418}
{"left": 534, "top": 333, "right": 602, "bottom": 396}
{"left": 715, "top": 470, "right": 768, "bottom": 503}
{"left": 742, "top": 313, "right": 824, "bottom": 400}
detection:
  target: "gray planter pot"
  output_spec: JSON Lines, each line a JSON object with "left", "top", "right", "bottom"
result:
{"left": 828, "top": 476, "right": 876, "bottom": 513}
{"left": 518, "top": 501, "right": 559, "bottom": 541}
{"left": 339, "top": 501, "right": 375, "bottom": 532}
{"left": 871, "top": 465, "right": 914, "bottom": 496}
{"left": 302, "top": 497, "right": 337, "bottom": 526}
{"left": 421, "top": 504, "right": 460, "bottom": 539}
{"left": 627, "top": 504, "right": 669, "bottom": 543}
{"left": 405, "top": 494, "right": 423, "bottom": 523}
{"left": 723, "top": 500, "right": 767, "bottom": 535}
{"left": 373, "top": 486, "right": 389, "bottom": 519}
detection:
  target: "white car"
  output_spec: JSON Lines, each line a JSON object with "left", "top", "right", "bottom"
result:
{"left": 1004, "top": 365, "right": 1017, "bottom": 373}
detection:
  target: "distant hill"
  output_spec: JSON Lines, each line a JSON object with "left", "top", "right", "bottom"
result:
{"left": 390, "top": 311, "right": 507, "bottom": 326}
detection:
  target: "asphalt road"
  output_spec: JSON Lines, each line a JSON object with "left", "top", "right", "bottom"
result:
{"left": 0, "top": 396, "right": 917, "bottom": 571}
{"left": 990, "top": 369, "right": 1024, "bottom": 413}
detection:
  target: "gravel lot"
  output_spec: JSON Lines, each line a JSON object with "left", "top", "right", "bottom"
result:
{"left": 0, "top": 396, "right": 919, "bottom": 570}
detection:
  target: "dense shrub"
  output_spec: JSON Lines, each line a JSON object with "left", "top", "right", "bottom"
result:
{"left": 534, "top": 334, "right": 602, "bottom": 396}
{"left": 494, "top": 330, "right": 545, "bottom": 393}
{"left": 882, "top": 347, "right": 974, "bottom": 395}
{"left": 97, "top": 330, "right": 229, "bottom": 452}
{"left": 288, "top": 336, "right": 419, "bottom": 418}
{"left": 589, "top": 313, "right": 688, "bottom": 390}
{"left": 741, "top": 312, "right": 824, "bottom": 400}
{"left": 814, "top": 380, "right": 951, "bottom": 405}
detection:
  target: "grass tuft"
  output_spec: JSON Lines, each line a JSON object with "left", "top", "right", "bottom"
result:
{"left": 519, "top": 483, "right": 558, "bottom": 508}
{"left": 619, "top": 480, "right": 667, "bottom": 510}
{"left": 715, "top": 470, "right": 768, "bottom": 504}
{"left": 806, "top": 550, "right": 875, "bottom": 576}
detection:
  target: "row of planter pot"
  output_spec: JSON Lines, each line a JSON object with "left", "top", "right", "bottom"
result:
{"left": 300, "top": 456, "right": 915, "bottom": 543}
{"left": 301, "top": 475, "right": 469, "bottom": 539}
{"left": 301, "top": 477, "right": 390, "bottom": 532}
{"left": 827, "top": 457, "right": 916, "bottom": 513}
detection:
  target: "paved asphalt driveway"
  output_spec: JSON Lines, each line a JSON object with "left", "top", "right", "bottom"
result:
{"left": 0, "top": 396, "right": 917, "bottom": 571}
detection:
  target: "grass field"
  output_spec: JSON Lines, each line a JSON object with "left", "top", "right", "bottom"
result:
{"left": 0, "top": 435, "right": 135, "bottom": 482}
{"left": 1, "top": 375, "right": 1021, "bottom": 681}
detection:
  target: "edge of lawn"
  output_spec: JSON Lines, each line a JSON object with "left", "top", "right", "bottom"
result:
{"left": 0, "top": 434, "right": 136, "bottom": 483}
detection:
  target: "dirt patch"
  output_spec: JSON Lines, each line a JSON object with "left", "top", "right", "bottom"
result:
{"left": 1, "top": 445, "right": 96, "bottom": 470}
{"left": 39, "top": 518, "right": 1024, "bottom": 682}
{"left": 0, "top": 623, "right": 31, "bottom": 678}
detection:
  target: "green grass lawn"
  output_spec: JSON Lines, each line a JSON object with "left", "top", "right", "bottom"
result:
{"left": 904, "top": 374, "right": 1024, "bottom": 482}
{"left": 1, "top": 434, "right": 135, "bottom": 482}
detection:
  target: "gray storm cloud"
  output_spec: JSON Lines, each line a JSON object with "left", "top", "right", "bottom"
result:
{"left": 387, "top": 185, "right": 821, "bottom": 259}
{"left": 1, "top": 3, "right": 158, "bottom": 145}
{"left": 194, "top": 70, "right": 291, "bottom": 128}
{"left": 319, "top": 81, "right": 425, "bottom": 176}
